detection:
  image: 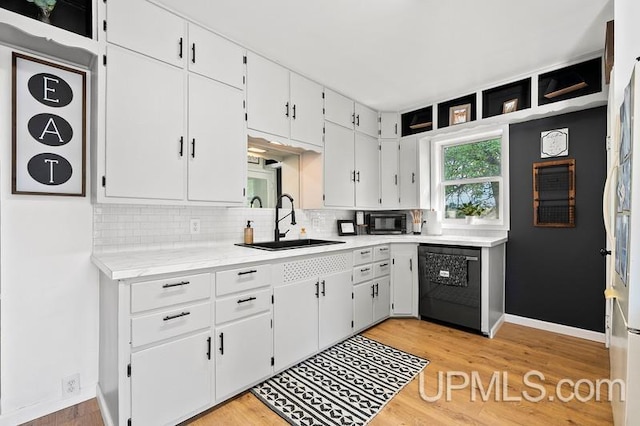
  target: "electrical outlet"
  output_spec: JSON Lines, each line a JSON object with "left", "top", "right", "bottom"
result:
{"left": 62, "top": 374, "right": 80, "bottom": 398}
{"left": 190, "top": 218, "right": 201, "bottom": 235}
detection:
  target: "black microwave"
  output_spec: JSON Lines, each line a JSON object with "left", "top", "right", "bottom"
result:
{"left": 366, "top": 212, "right": 407, "bottom": 234}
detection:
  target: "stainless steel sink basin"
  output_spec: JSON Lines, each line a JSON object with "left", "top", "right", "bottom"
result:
{"left": 236, "top": 239, "right": 345, "bottom": 251}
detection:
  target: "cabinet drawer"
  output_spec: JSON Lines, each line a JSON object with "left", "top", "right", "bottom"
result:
{"left": 216, "top": 265, "right": 271, "bottom": 296}
{"left": 374, "top": 260, "right": 391, "bottom": 278}
{"left": 215, "top": 288, "right": 271, "bottom": 325}
{"left": 353, "top": 248, "right": 374, "bottom": 265}
{"left": 374, "top": 245, "right": 390, "bottom": 261}
{"left": 132, "top": 302, "right": 211, "bottom": 347}
{"left": 131, "top": 273, "right": 211, "bottom": 313}
{"left": 353, "top": 264, "right": 374, "bottom": 284}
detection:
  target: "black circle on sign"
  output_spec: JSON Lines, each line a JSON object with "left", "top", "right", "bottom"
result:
{"left": 27, "top": 113, "right": 73, "bottom": 146}
{"left": 27, "top": 73, "right": 73, "bottom": 107}
{"left": 27, "top": 153, "right": 73, "bottom": 186}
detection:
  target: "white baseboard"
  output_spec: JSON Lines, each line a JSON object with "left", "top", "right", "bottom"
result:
{"left": 487, "top": 314, "right": 506, "bottom": 338}
{"left": 504, "top": 314, "right": 606, "bottom": 343}
{"left": 0, "top": 386, "right": 96, "bottom": 426}
{"left": 96, "top": 384, "right": 115, "bottom": 426}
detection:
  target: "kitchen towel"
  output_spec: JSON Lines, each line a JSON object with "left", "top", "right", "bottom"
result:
{"left": 425, "top": 252, "right": 468, "bottom": 287}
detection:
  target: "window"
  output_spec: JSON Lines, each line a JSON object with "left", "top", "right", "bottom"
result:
{"left": 431, "top": 126, "right": 509, "bottom": 228}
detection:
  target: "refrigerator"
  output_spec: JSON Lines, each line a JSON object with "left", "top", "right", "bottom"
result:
{"left": 609, "top": 61, "right": 640, "bottom": 426}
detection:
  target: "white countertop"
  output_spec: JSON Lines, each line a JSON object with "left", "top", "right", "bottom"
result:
{"left": 91, "top": 234, "right": 507, "bottom": 281}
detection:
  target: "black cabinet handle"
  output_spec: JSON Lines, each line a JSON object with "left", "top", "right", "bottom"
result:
{"left": 361, "top": 250, "right": 371, "bottom": 255}
{"left": 206, "top": 336, "right": 211, "bottom": 360}
{"left": 412, "top": 172, "right": 416, "bottom": 183}
{"left": 162, "top": 280, "right": 190, "bottom": 289}
{"left": 179, "top": 37, "right": 183, "bottom": 58}
{"left": 315, "top": 281, "right": 320, "bottom": 298}
{"left": 237, "top": 296, "right": 257, "bottom": 304}
{"left": 356, "top": 171, "right": 360, "bottom": 182}
{"left": 237, "top": 269, "right": 257, "bottom": 276}
{"left": 285, "top": 102, "right": 290, "bottom": 117}
{"left": 321, "top": 280, "right": 326, "bottom": 296}
{"left": 192, "top": 43, "right": 196, "bottom": 63}
{"left": 163, "top": 311, "right": 190, "bottom": 321}
{"left": 395, "top": 123, "right": 398, "bottom": 135}
{"left": 371, "top": 284, "right": 375, "bottom": 298}
{"left": 356, "top": 114, "right": 360, "bottom": 126}
{"left": 395, "top": 174, "right": 398, "bottom": 185}
{"left": 351, "top": 170, "right": 356, "bottom": 182}
{"left": 292, "top": 104, "right": 296, "bottom": 119}
{"left": 191, "top": 138, "right": 196, "bottom": 158}
{"left": 361, "top": 267, "right": 370, "bottom": 273}
{"left": 379, "top": 263, "right": 388, "bottom": 268}
{"left": 410, "top": 258, "right": 413, "bottom": 271}
{"left": 219, "top": 333, "right": 224, "bottom": 355}
{"left": 352, "top": 113, "right": 355, "bottom": 125}
{"left": 179, "top": 136, "right": 184, "bottom": 157}
{"left": 375, "top": 283, "right": 379, "bottom": 296}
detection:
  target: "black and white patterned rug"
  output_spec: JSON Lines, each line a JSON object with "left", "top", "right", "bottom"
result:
{"left": 251, "top": 334, "right": 429, "bottom": 426}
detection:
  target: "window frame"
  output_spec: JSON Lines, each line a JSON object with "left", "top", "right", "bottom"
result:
{"left": 430, "top": 125, "right": 510, "bottom": 230}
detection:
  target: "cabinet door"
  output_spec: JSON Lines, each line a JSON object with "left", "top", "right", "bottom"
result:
{"left": 354, "top": 133, "right": 380, "bottom": 208}
{"left": 380, "top": 139, "right": 399, "bottom": 208}
{"left": 324, "top": 122, "right": 354, "bottom": 207}
{"left": 188, "top": 23, "right": 244, "bottom": 89}
{"left": 290, "top": 73, "right": 324, "bottom": 147}
{"left": 105, "top": 46, "right": 185, "bottom": 200}
{"left": 131, "top": 331, "right": 212, "bottom": 426}
{"left": 399, "top": 137, "right": 418, "bottom": 208}
{"left": 324, "top": 89, "right": 354, "bottom": 129}
{"left": 274, "top": 278, "right": 319, "bottom": 371}
{"left": 353, "top": 282, "right": 374, "bottom": 332}
{"left": 391, "top": 248, "right": 416, "bottom": 316}
{"left": 246, "top": 53, "right": 290, "bottom": 138}
{"left": 373, "top": 276, "right": 391, "bottom": 322}
{"left": 319, "top": 270, "right": 353, "bottom": 349}
{"left": 380, "top": 112, "right": 399, "bottom": 139}
{"left": 354, "top": 103, "right": 379, "bottom": 138}
{"left": 216, "top": 312, "right": 272, "bottom": 401}
{"left": 188, "top": 74, "right": 245, "bottom": 203}
{"left": 107, "top": 0, "right": 185, "bottom": 68}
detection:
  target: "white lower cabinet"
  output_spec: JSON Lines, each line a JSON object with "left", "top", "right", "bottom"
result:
{"left": 131, "top": 331, "right": 212, "bottom": 426}
{"left": 353, "top": 245, "right": 391, "bottom": 332}
{"left": 391, "top": 244, "right": 418, "bottom": 316}
{"left": 373, "top": 276, "right": 391, "bottom": 322}
{"left": 319, "top": 270, "right": 353, "bottom": 348}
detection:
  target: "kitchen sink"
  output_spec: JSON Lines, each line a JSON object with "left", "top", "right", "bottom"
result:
{"left": 236, "top": 239, "right": 345, "bottom": 251}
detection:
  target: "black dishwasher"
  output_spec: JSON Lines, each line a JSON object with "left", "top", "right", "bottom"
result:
{"left": 418, "top": 244, "right": 481, "bottom": 331}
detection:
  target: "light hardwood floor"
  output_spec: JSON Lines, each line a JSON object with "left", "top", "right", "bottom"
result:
{"left": 23, "top": 319, "right": 613, "bottom": 426}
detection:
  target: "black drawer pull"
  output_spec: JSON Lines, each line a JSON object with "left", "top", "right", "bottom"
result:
{"left": 379, "top": 263, "right": 388, "bottom": 268}
{"left": 360, "top": 267, "right": 370, "bottom": 273}
{"left": 163, "top": 311, "right": 190, "bottom": 321}
{"left": 237, "top": 296, "right": 257, "bottom": 304}
{"left": 162, "top": 280, "right": 190, "bottom": 289}
{"left": 360, "top": 250, "right": 371, "bottom": 255}
{"left": 219, "top": 333, "right": 224, "bottom": 355}
{"left": 206, "top": 336, "right": 211, "bottom": 360}
{"left": 237, "top": 269, "right": 257, "bottom": 276}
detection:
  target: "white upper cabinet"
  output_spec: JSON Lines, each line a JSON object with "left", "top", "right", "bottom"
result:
{"left": 105, "top": 46, "right": 185, "bottom": 200}
{"left": 187, "top": 24, "right": 244, "bottom": 89}
{"left": 324, "top": 122, "right": 355, "bottom": 207}
{"left": 380, "top": 139, "right": 399, "bottom": 208}
{"left": 187, "top": 74, "right": 245, "bottom": 203}
{"left": 324, "top": 89, "right": 355, "bottom": 129}
{"left": 380, "top": 112, "right": 400, "bottom": 139}
{"left": 354, "top": 103, "right": 378, "bottom": 138}
{"left": 399, "top": 137, "right": 418, "bottom": 208}
{"left": 290, "top": 73, "right": 324, "bottom": 147}
{"left": 106, "top": 0, "right": 185, "bottom": 68}
{"left": 246, "top": 53, "right": 290, "bottom": 139}
{"left": 354, "top": 133, "right": 380, "bottom": 208}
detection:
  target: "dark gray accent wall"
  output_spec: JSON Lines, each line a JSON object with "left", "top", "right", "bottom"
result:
{"left": 507, "top": 106, "right": 607, "bottom": 332}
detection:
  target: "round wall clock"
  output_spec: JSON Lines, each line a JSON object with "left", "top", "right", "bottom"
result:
{"left": 540, "top": 128, "right": 569, "bottom": 158}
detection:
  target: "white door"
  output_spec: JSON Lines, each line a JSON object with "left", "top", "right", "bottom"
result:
{"left": 273, "top": 278, "right": 319, "bottom": 371}
{"left": 246, "top": 53, "right": 290, "bottom": 138}
{"left": 399, "top": 137, "right": 418, "bottom": 208}
{"left": 380, "top": 139, "right": 399, "bottom": 208}
{"left": 324, "top": 122, "right": 355, "bottom": 207}
{"left": 380, "top": 112, "right": 399, "bottom": 139}
{"left": 319, "top": 270, "right": 353, "bottom": 349}
{"left": 373, "top": 276, "right": 391, "bottom": 322}
{"left": 391, "top": 248, "right": 415, "bottom": 316}
{"left": 353, "top": 282, "right": 374, "bottom": 332}
{"left": 188, "top": 74, "right": 245, "bottom": 203}
{"left": 355, "top": 132, "right": 380, "bottom": 208}
{"left": 354, "top": 103, "right": 379, "bottom": 138}
{"left": 131, "top": 331, "right": 212, "bottom": 426}
{"left": 187, "top": 23, "right": 244, "bottom": 89}
{"left": 290, "top": 73, "right": 324, "bottom": 147}
{"left": 215, "top": 312, "right": 272, "bottom": 401}
{"left": 324, "top": 89, "right": 354, "bottom": 129}
{"left": 106, "top": 0, "right": 185, "bottom": 68}
{"left": 105, "top": 46, "right": 185, "bottom": 200}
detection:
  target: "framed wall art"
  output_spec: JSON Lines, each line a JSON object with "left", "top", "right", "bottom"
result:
{"left": 449, "top": 103, "right": 471, "bottom": 125}
{"left": 12, "top": 52, "right": 87, "bottom": 196}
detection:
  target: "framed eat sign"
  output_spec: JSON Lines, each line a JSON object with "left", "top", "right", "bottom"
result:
{"left": 12, "top": 52, "right": 86, "bottom": 196}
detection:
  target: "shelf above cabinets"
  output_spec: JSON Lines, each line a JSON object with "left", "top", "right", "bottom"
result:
{"left": 482, "top": 78, "right": 531, "bottom": 119}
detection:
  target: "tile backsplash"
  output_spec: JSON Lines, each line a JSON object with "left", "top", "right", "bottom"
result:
{"left": 93, "top": 204, "right": 354, "bottom": 253}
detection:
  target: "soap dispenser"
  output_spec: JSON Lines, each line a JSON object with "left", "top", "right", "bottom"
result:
{"left": 244, "top": 221, "right": 254, "bottom": 244}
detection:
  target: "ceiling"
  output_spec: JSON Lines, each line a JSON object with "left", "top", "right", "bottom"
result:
{"left": 155, "top": 0, "right": 613, "bottom": 112}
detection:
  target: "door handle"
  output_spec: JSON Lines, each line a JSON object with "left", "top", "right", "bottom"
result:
{"left": 206, "top": 336, "right": 211, "bottom": 360}
{"left": 351, "top": 170, "right": 356, "bottom": 182}
{"left": 352, "top": 113, "right": 355, "bottom": 125}
{"left": 178, "top": 37, "right": 183, "bottom": 58}
{"left": 285, "top": 102, "right": 290, "bottom": 117}
{"left": 395, "top": 174, "right": 398, "bottom": 185}
{"left": 412, "top": 172, "right": 416, "bottom": 183}
{"left": 356, "top": 114, "right": 360, "bottom": 126}
{"left": 375, "top": 283, "right": 379, "bottom": 296}
{"left": 219, "top": 333, "right": 224, "bottom": 355}
{"left": 237, "top": 269, "right": 257, "bottom": 276}
{"left": 292, "top": 104, "right": 296, "bottom": 119}
{"left": 321, "top": 280, "right": 326, "bottom": 296}
{"left": 191, "top": 43, "right": 196, "bottom": 63}
{"left": 409, "top": 258, "right": 413, "bottom": 271}
{"left": 191, "top": 138, "right": 196, "bottom": 158}
{"left": 395, "top": 123, "right": 398, "bottom": 135}
{"left": 315, "top": 281, "right": 320, "bottom": 298}
{"left": 600, "top": 248, "right": 612, "bottom": 256}
{"left": 356, "top": 171, "right": 360, "bottom": 182}
{"left": 179, "top": 136, "right": 184, "bottom": 157}
{"left": 371, "top": 284, "right": 375, "bottom": 298}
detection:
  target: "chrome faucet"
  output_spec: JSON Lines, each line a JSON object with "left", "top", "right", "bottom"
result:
{"left": 274, "top": 193, "right": 296, "bottom": 241}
